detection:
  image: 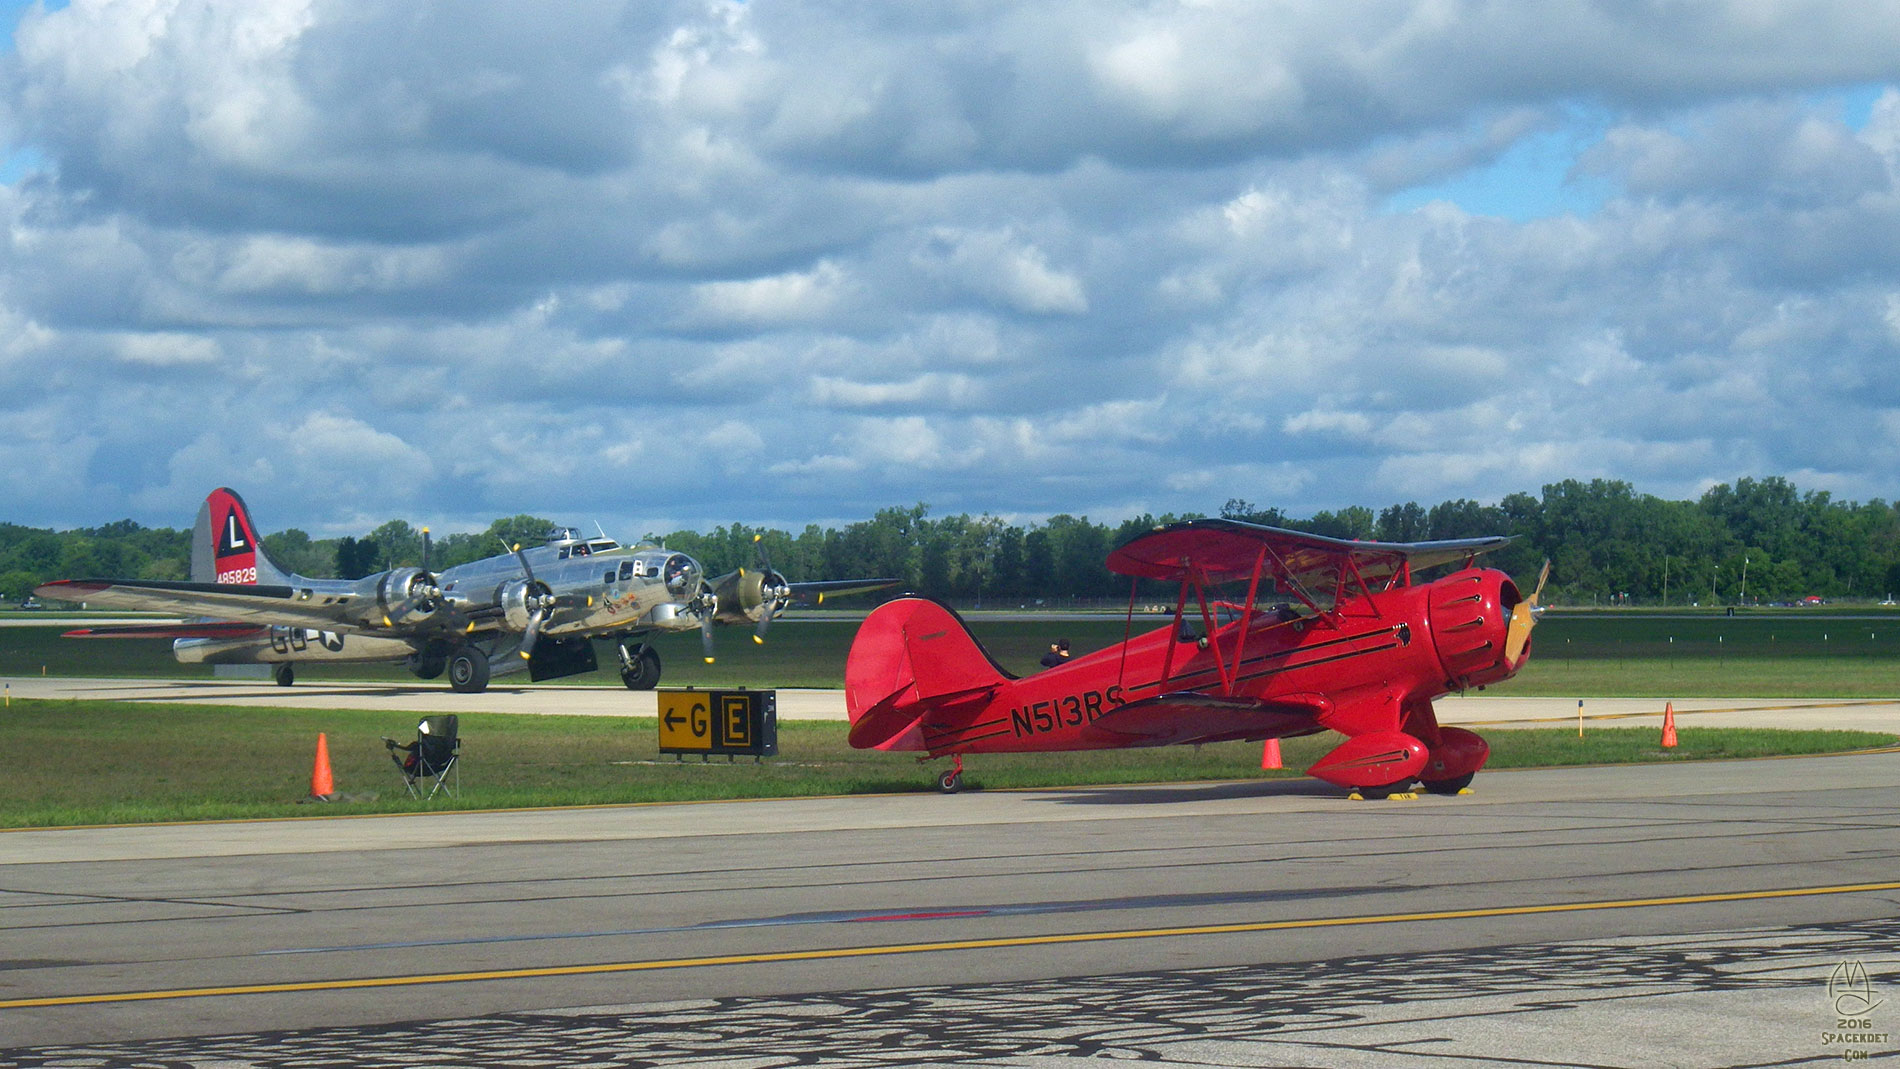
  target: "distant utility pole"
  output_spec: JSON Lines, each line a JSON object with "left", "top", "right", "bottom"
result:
{"left": 1741, "top": 556, "right": 1749, "bottom": 604}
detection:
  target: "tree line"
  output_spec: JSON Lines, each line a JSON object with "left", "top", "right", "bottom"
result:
{"left": 6, "top": 477, "right": 1899, "bottom": 606}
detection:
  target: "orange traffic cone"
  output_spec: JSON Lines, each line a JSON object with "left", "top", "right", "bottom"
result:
{"left": 1660, "top": 702, "right": 1678, "bottom": 749}
{"left": 309, "top": 732, "right": 335, "bottom": 800}
{"left": 1261, "top": 737, "right": 1283, "bottom": 770}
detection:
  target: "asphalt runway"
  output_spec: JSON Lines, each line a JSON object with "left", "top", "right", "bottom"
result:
{"left": 12, "top": 675, "right": 1900, "bottom": 733}
{"left": 3, "top": 752, "right": 1898, "bottom": 1066}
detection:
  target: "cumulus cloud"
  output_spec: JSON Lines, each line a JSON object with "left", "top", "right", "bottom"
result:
{"left": 910, "top": 227, "right": 1088, "bottom": 316}
{"left": 1, "top": 0, "right": 1898, "bottom": 535}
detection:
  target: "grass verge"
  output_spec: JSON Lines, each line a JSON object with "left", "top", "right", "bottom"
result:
{"left": 7, "top": 611, "right": 1900, "bottom": 696}
{"left": 2, "top": 699, "right": 1891, "bottom": 828}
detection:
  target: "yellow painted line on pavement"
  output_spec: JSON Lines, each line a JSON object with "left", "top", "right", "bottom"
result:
{"left": 1461, "top": 698, "right": 1899, "bottom": 727}
{"left": 7, "top": 880, "right": 1900, "bottom": 1010}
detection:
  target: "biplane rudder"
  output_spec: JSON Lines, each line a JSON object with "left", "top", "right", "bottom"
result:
{"left": 192, "top": 488, "right": 294, "bottom": 586}
{"left": 844, "top": 596, "right": 1014, "bottom": 750}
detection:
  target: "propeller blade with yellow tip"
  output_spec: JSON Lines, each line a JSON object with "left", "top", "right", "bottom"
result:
{"left": 1504, "top": 560, "right": 1551, "bottom": 664}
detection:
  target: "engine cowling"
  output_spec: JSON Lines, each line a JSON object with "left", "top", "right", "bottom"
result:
{"left": 497, "top": 577, "right": 554, "bottom": 634}
{"left": 1425, "top": 567, "right": 1523, "bottom": 690}
{"left": 376, "top": 567, "right": 441, "bottom": 628}
{"left": 710, "top": 567, "right": 791, "bottom": 626}
{"left": 498, "top": 577, "right": 554, "bottom": 633}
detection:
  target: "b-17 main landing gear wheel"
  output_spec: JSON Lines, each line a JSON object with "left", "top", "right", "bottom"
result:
{"left": 272, "top": 664, "right": 295, "bottom": 687}
{"left": 1421, "top": 772, "right": 1475, "bottom": 795}
{"left": 619, "top": 645, "right": 661, "bottom": 690}
{"left": 409, "top": 651, "right": 447, "bottom": 680}
{"left": 448, "top": 649, "right": 490, "bottom": 693}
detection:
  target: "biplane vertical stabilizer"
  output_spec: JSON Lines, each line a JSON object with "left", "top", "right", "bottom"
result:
{"left": 844, "top": 597, "right": 1012, "bottom": 750}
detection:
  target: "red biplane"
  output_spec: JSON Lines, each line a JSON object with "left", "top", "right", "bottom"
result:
{"left": 844, "top": 518, "right": 1546, "bottom": 796}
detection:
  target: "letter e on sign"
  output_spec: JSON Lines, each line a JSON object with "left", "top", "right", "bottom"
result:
{"left": 723, "top": 694, "right": 751, "bottom": 747}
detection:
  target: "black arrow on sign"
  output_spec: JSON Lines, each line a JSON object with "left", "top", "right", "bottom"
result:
{"left": 664, "top": 709, "right": 687, "bottom": 731}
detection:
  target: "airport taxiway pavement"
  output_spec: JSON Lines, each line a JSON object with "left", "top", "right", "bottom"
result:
{"left": 7, "top": 674, "right": 1900, "bottom": 733}
{"left": 3, "top": 751, "right": 1898, "bottom": 1065}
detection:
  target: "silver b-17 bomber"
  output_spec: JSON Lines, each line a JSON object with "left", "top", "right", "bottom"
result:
{"left": 36, "top": 488, "right": 892, "bottom": 693}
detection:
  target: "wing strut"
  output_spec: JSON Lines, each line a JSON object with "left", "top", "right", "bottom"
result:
{"left": 1216, "top": 545, "right": 1269, "bottom": 697}
{"left": 1117, "top": 576, "right": 1139, "bottom": 690}
{"left": 1159, "top": 573, "right": 1193, "bottom": 689}
{"left": 1192, "top": 568, "right": 1229, "bottom": 692}
{"left": 1336, "top": 553, "right": 1384, "bottom": 618}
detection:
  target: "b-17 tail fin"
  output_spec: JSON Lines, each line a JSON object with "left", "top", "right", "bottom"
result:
{"left": 192, "top": 487, "right": 293, "bottom": 586}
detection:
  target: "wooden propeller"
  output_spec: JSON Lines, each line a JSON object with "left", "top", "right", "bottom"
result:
{"left": 1504, "top": 560, "right": 1551, "bottom": 664}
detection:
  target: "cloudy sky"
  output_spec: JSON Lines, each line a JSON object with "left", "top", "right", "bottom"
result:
{"left": 2, "top": 0, "right": 1898, "bottom": 538}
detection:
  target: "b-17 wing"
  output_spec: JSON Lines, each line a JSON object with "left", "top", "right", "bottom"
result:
{"left": 60, "top": 619, "right": 267, "bottom": 640}
{"left": 707, "top": 535, "right": 897, "bottom": 643}
{"left": 35, "top": 579, "right": 373, "bottom": 632}
{"left": 789, "top": 578, "right": 901, "bottom": 602}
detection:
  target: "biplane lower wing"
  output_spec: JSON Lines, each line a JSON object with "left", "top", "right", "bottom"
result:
{"left": 1080, "top": 692, "right": 1330, "bottom": 748}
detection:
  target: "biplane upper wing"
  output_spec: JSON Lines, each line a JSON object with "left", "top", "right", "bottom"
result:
{"left": 35, "top": 579, "right": 365, "bottom": 632}
{"left": 1105, "top": 518, "right": 1509, "bottom": 594}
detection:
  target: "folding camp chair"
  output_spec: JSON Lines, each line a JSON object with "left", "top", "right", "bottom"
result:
{"left": 383, "top": 714, "right": 460, "bottom": 799}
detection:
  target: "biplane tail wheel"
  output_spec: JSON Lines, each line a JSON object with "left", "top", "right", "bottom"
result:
{"left": 1420, "top": 773, "right": 1475, "bottom": 795}
{"left": 937, "top": 768, "right": 963, "bottom": 793}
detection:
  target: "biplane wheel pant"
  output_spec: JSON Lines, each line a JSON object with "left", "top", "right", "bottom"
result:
{"left": 1303, "top": 717, "right": 1489, "bottom": 793}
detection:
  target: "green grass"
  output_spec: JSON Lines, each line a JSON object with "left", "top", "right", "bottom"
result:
{"left": 0, "top": 699, "right": 1890, "bottom": 828}
{"left": 7, "top": 609, "right": 1899, "bottom": 696}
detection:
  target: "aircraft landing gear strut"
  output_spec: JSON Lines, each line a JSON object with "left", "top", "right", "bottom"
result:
{"left": 618, "top": 642, "right": 661, "bottom": 690}
{"left": 932, "top": 754, "right": 965, "bottom": 794}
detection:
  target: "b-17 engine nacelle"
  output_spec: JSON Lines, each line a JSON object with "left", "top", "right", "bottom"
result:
{"left": 376, "top": 567, "right": 441, "bottom": 628}
{"left": 498, "top": 577, "right": 555, "bottom": 633}
{"left": 710, "top": 566, "right": 791, "bottom": 626}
